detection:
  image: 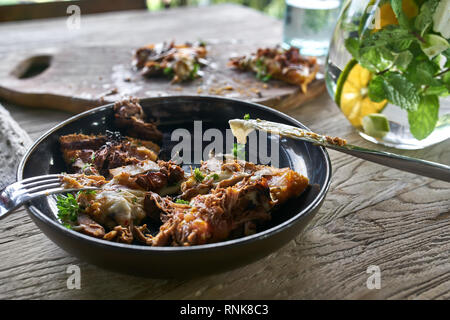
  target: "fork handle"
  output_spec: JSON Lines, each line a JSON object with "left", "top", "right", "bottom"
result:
{"left": 327, "top": 144, "right": 450, "bottom": 182}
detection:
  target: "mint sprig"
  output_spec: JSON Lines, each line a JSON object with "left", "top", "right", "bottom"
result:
{"left": 345, "top": 0, "right": 450, "bottom": 140}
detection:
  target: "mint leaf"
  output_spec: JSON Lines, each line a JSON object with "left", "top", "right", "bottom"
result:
{"left": 414, "top": 0, "right": 439, "bottom": 35}
{"left": 382, "top": 72, "right": 420, "bottom": 111}
{"left": 393, "top": 50, "right": 413, "bottom": 71}
{"left": 442, "top": 70, "right": 450, "bottom": 85}
{"left": 443, "top": 49, "right": 450, "bottom": 68}
{"left": 359, "top": 47, "right": 394, "bottom": 73}
{"left": 407, "top": 95, "right": 439, "bottom": 140}
{"left": 390, "top": 0, "right": 411, "bottom": 29}
{"left": 345, "top": 38, "right": 360, "bottom": 59}
{"left": 424, "top": 85, "right": 448, "bottom": 96}
{"left": 360, "top": 25, "right": 416, "bottom": 52}
{"left": 405, "top": 59, "right": 440, "bottom": 87}
{"left": 368, "top": 76, "right": 387, "bottom": 102}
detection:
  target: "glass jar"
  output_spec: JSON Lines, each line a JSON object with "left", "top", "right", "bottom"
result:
{"left": 325, "top": 0, "right": 450, "bottom": 150}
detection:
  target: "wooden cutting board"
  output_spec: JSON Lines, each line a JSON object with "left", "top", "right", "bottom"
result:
{"left": 0, "top": 43, "right": 325, "bottom": 114}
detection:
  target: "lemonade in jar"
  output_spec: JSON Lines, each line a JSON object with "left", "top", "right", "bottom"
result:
{"left": 325, "top": 0, "right": 450, "bottom": 149}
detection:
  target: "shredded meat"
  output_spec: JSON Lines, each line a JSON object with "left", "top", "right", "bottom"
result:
{"left": 60, "top": 131, "right": 159, "bottom": 177}
{"left": 144, "top": 191, "right": 190, "bottom": 221}
{"left": 147, "top": 178, "right": 273, "bottom": 246}
{"left": 135, "top": 160, "right": 185, "bottom": 192}
{"left": 133, "top": 224, "right": 152, "bottom": 244}
{"left": 113, "top": 98, "right": 163, "bottom": 142}
{"left": 60, "top": 174, "right": 107, "bottom": 189}
{"left": 103, "top": 226, "right": 133, "bottom": 244}
{"left": 133, "top": 41, "right": 207, "bottom": 83}
{"left": 73, "top": 213, "right": 105, "bottom": 238}
{"left": 229, "top": 46, "right": 319, "bottom": 92}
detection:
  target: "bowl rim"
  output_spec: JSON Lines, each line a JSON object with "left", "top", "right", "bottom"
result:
{"left": 17, "top": 95, "right": 332, "bottom": 253}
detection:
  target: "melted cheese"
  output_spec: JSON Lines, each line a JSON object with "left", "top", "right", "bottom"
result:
{"left": 93, "top": 180, "right": 147, "bottom": 226}
{"left": 229, "top": 119, "right": 256, "bottom": 144}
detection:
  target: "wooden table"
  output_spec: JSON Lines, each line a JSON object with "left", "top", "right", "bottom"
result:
{"left": 0, "top": 4, "right": 449, "bottom": 300}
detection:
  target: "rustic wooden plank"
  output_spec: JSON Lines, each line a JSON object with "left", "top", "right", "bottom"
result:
{"left": 0, "top": 5, "right": 449, "bottom": 300}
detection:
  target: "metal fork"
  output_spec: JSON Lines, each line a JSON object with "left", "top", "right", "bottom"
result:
{"left": 0, "top": 174, "right": 99, "bottom": 220}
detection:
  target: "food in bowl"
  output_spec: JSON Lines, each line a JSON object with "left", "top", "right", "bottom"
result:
{"left": 56, "top": 99, "right": 309, "bottom": 246}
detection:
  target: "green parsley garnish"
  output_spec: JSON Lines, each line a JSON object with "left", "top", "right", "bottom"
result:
{"left": 193, "top": 168, "right": 205, "bottom": 182}
{"left": 244, "top": 113, "right": 250, "bottom": 120}
{"left": 255, "top": 58, "right": 271, "bottom": 82}
{"left": 211, "top": 173, "right": 220, "bottom": 180}
{"left": 82, "top": 163, "right": 93, "bottom": 171}
{"left": 77, "top": 190, "right": 97, "bottom": 196}
{"left": 232, "top": 143, "right": 246, "bottom": 159}
{"left": 190, "top": 62, "right": 200, "bottom": 80}
{"left": 56, "top": 194, "right": 80, "bottom": 225}
{"left": 175, "top": 199, "right": 190, "bottom": 205}
{"left": 163, "top": 67, "right": 173, "bottom": 76}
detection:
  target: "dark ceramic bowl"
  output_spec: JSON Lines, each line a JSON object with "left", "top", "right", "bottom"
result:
{"left": 18, "top": 96, "right": 331, "bottom": 278}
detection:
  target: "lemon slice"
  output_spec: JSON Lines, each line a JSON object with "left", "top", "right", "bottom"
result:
{"left": 335, "top": 60, "right": 388, "bottom": 128}
{"left": 420, "top": 34, "right": 450, "bottom": 58}
{"left": 362, "top": 113, "right": 390, "bottom": 138}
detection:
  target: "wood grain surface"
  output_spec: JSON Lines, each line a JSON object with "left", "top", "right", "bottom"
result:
{"left": 0, "top": 103, "right": 32, "bottom": 189}
{"left": 0, "top": 27, "right": 324, "bottom": 113}
{"left": 0, "top": 4, "right": 449, "bottom": 300}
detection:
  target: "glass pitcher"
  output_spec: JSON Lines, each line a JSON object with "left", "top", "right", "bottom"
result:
{"left": 325, "top": 0, "right": 450, "bottom": 150}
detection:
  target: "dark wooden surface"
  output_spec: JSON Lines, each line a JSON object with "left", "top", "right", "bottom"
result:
{"left": 0, "top": 4, "right": 449, "bottom": 300}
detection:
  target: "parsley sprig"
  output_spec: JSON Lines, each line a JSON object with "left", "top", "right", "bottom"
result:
{"left": 56, "top": 191, "right": 96, "bottom": 228}
{"left": 232, "top": 143, "right": 246, "bottom": 159}
{"left": 175, "top": 199, "right": 190, "bottom": 205}
{"left": 193, "top": 168, "right": 205, "bottom": 182}
{"left": 255, "top": 58, "right": 272, "bottom": 82}
{"left": 345, "top": 0, "right": 450, "bottom": 140}
{"left": 56, "top": 193, "right": 80, "bottom": 226}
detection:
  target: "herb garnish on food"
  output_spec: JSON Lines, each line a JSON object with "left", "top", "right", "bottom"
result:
{"left": 193, "top": 168, "right": 205, "bottom": 182}
{"left": 56, "top": 193, "right": 80, "bottom": 227}
{"left": 232, "top": 143, "right": 246, "bottom": 159}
